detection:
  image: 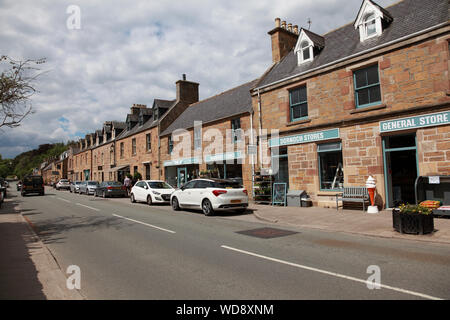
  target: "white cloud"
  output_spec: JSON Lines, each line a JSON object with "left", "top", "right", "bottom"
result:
{"left": 0, "top": 0, "right": 398, "bottom": 158}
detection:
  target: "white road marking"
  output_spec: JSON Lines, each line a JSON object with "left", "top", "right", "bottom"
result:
{"left": 221, "top": 245, "right": 443, "bottom": 300}
{"left": 75, "top": 203, "right": 100, "bottom": 212}
{"left": 112, "top": 214, "right": 176, "bottom": 234}
{"left": 56, "top": 197, "right": 71, "bottom": 203}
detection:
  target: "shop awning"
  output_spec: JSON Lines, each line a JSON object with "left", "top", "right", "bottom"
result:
{"left": 113, "top": 165, "right": 130, "bottom": 172}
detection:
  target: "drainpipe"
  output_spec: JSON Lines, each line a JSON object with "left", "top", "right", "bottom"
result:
{"left": 257, "top": 89, "right": 263, "bottom": 171}
{"left": 158, "top": 122, "right": 161, "bottom": 180}
{"left": 249, "top": 110, "right": 255, "bottom": 197}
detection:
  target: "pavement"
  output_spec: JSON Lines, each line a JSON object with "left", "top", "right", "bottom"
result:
{"left": 0, "top": 191, "right": 83, "bottom": 300}
{"left": 0, "top": 182, "right": 450, "bottom": 300}
{"left": 250, "top": 204, "right": 450, "bottom": 245}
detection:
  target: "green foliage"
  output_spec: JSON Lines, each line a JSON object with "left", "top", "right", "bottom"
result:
{"left": 133, "top": 171, "right": 142, "bottom": 181}
{"left": 0, "top": 142, "right": 69, "bottom": 179}
{"left": 398, "top": 203, "right": 432, "bottom": 215}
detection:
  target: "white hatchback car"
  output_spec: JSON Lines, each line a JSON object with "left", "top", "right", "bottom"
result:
{"left": 130, "top": 180, "right": 175, "bottom": 205}
{"left": 170, "top": 178, "right": 248, "bottom": 216}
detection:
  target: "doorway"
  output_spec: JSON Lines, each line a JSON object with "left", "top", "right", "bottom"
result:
{"left": 383, "top": 134, "right": 418, "bottom": 208}
{"left": 177, "top": 167, "right": 187, "bottom": 188}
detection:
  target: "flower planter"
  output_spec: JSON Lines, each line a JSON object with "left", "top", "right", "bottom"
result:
{"left": 392, "top": 209, "right": 434, "bottom": 235}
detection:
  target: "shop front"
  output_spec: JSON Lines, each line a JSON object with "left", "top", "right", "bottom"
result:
{"left": 204, "top": 151, "right": 244, "bottom": 184}
{"left": 164, "top": 157, "right": 200, "bottom": 188}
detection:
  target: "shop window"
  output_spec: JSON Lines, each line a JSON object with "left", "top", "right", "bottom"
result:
{"left": 231, "top": 118, "right": 242, "bottom": 143}
{"left": 354, "top": 64, "right": 381, "bottom": 108}
{"left": 289, "top": 86, "right": 308, "bottom": 122}
{"left": 272, "top": 147, "right": 289, "bottom": 188}
{"left": 318, "top": 142, "right": 344, "bottom": 190}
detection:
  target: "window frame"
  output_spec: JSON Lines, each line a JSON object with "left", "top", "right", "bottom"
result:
{"left": 231, "top": 118, "right": 242, "bottom": 143}
{"left": 131, "top": 138, "right": 137, "bottom": 156}
{"left": 317, "top": 142, "right": 344, "bottom": 191}
{"left": 353, "top": 64, "right": 381, "bottom": 109}
{"left": 168, "top": 136, "right": 173, "bottom": 154}
{"left": 146, "top": 133, "right": 152, "bottom": 152}
{"left": 120, "top": 142, "right": 124, "bottom": 158}
{"left": 289, "top": 86, "right": 308, "bottom": 122}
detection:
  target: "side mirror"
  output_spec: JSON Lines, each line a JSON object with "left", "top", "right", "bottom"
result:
{"left": 144, "top": 186, "right": 148, "bottom": 190}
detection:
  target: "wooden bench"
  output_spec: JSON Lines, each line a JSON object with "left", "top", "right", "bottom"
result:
{"left": 336, "top": 187, "right": 370, "bottom": 211}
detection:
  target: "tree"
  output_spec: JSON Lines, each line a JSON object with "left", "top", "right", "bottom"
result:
{"left": 0, "top": 55, "right": 45, "bottom": 129}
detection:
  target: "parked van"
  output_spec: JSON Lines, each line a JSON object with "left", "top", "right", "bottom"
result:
{"left": 22, "top": 175, "right": 45, "bottom": 196}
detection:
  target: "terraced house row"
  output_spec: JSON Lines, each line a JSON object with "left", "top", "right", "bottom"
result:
{"left": 46, "top": 0, "right": 449, "bottom": 209}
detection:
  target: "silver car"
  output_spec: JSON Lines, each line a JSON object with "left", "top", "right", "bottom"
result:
{"left": 79, "top": 181, "right": 99, "bottom": 195}
{"left": 70, "top": 181, "right": 83, "bottom": 193}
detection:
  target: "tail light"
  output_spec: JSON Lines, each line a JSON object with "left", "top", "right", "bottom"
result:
{"left": 107, "top": 186, "right": 113, "bottom": 190}
{"left": 212, "top": 190, "right": 227, "bottom": 197}
{"left": 243, "top": 189, "right": 248, "bottom": 195}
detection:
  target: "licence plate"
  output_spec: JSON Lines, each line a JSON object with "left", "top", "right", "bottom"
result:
{"left": 231, "top": 199, "right": 241, "bottom": 203}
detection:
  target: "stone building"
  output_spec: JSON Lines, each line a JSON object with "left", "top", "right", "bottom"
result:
{"left": 252, "top": 0, "right": 449, "bottom": 208}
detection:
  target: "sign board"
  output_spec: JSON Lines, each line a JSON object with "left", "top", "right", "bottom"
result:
{"left": 380, "top": 111, "right": 450, "bottom": 133}
{"left": 269, "top": 128, "right": 340, "bottom": 148}
{"left": 204, "top": 151, "right": 243, "bottom": 163}
{"left": 429, "top": 176, "right": 440, "bottom": 184}
{"left": 272, "top": 183, "right": 287, "bottom": 206}
{"left": 163, "top": 157, "right": 199, "bottom": 167}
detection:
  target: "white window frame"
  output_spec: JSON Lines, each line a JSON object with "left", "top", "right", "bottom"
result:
{"left": 354, "top": 0, "right": 385, "bottom": 42}
{"left": 294, "top": 31, "right": 314, "bottom": 65}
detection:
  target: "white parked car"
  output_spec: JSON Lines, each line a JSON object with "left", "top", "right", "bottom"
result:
{"left": 130, "top": 180, "right": 175, "bottom": 205}
{"left": 55, "top": 179, "right": 70, "bottom": 190}
{"left": 170, "top": 178, "right": 248, "bottom": 216}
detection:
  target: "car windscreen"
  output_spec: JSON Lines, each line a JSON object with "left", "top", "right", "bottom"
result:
{"left": 75, "top": 182, "right": 82, "bottom": 185}
{"left": 148, "top": 182, "right": 172, "bottom": 189}
{"left": 24, "top": 177, "right": 43, "bottom": 184}
{"left": 60, "top": 179, "right": 69, "bottom": 182}
{"left": 88, "top": 182, "right": 98, "bottom": 185}
{"left": 212, "top": 181, "right": 242, "bottom": 189}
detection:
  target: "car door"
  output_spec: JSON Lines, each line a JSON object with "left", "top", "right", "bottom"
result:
{"left": 133, "top": 181, "right": 144, "bottom": 201}
{"left": 177, "top": 180, "right": 195, "bottom": 206}
{"left": 190, "top": 180, "right": 209, "bottom": 208}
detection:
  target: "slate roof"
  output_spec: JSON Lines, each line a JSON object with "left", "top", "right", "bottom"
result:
{"left": 256, "top": 0, "right": 448, "bottom": 88}
{"left": 160, "top": 79, "right": 258, "bottom": 136}
{"left": 302, "top": 29, "right": 325, "bottom": 49}
{"left": 112, "top": 121, "right": 126, "bottom": 129}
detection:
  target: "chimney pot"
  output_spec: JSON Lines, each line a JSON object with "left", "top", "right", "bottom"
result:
{"left": 293, "top": 25, "right": 299, "bottom": 34}
{"left": 275, "top": 17, "right": 281, "bottom": 28}
{"left": 281, "top": 20, "right": 286, "bottom": 29}
{"left": 288, "top": 23, "right": 292, "bottom": 32}
{"left": 182, "top": 74, "right": 186, "bottom": 81}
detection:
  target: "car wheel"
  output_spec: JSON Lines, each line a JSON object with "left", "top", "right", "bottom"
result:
{"left": 235, "top": 208, "right": 246, "bottom": 214}
{"left": 147, "top": 195, "right": 153, "bottom": 206}
{"left": 171, "top": 197, "right": 180, "bottom": 211}
{"left": 202, "top": 199, "right": 214, "bottom": 216}
{"left": 130, "top": 193, "right": 136, "bottom": 203}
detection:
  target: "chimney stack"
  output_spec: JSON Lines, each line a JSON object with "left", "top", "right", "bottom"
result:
{"left": 130, "top": 104, "right": 147, "bottom": 115}
{"left": 176, "top": 74, "right": 199, "bottom": 104}
{"left": 268, "top": 17, "right": 299, "bottom": 63}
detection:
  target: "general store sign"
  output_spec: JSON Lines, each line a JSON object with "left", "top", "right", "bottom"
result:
{"left": 269, "top": 128, "right": 340, "bottom": 147}
{"left": 163, "top": 157, "right": 199, "bottom": 167}
{"left": 380, "top": 111, "right": 450, "bottom": 133}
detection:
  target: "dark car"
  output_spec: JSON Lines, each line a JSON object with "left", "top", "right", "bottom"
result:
{"left": 0, "top": 178, "right": 6, "bottom": 199}
{"left": 21, "top": 175, "right": 45, "bottom": 196}
{"left": 95, "top": 181, "right": 127, "bottom": 198}
{"left": 17, "top": 181, "right": 23, "bottom": 191}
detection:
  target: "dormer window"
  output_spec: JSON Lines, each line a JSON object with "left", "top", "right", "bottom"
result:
{"left": 294, "top": 28, "right": 324, "bottom": 66}
{"left": 364, "top": 13, "right": 376, "bottom": 37}
{"left": 354, "top": 0, "right": 392, "bottom": 42}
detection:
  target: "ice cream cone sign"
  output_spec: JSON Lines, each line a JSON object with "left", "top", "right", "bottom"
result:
{"left": 365, "top": 176, "right": 379, "bottom": 214}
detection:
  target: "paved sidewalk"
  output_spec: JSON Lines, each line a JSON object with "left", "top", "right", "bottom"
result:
{"left": 250, "top": 204, "right": 450, "bottom": 244}
{"left": 0, "top": 193, "right": 83, "bottom": 300}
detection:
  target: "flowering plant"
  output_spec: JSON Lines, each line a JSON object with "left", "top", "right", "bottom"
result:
{"left": 398, "top": 204, "right": 432, "bottom": 215}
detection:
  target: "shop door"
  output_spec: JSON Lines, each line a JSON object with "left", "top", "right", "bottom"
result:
{"left": 177, "top": 167, "right": 187, "bottom": 188}
{"left": 383, "top": 134, "right": 418, "bottom": 208}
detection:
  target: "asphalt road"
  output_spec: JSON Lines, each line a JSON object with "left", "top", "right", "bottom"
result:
{"left": 13, "top": 183, "right": 450, "bottom": 300}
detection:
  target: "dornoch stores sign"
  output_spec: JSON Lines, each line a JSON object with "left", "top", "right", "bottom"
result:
{"left": 269, "top": 128, "right": 340, "bottom": 148}
{"left": 380, "top": 111, "right": 450, "bottom": 133}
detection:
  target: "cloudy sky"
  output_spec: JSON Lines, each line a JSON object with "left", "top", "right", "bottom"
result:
{"left": 0, "top": 0, "right": 397, "bottom": 159}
